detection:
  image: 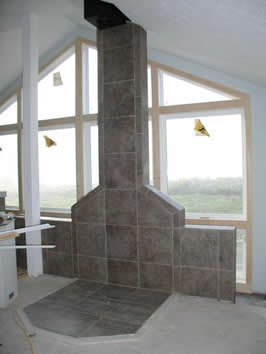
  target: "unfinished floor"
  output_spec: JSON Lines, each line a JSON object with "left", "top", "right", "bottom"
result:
{"left": 1, "top": 275, "right": 266, "bottom": 354}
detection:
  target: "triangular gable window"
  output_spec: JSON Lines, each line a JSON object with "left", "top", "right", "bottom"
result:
{"left": 160, "top": 70, "right": 235, "bottom": 106}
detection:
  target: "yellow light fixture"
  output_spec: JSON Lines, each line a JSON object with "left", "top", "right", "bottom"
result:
{"left": 44, "top": 135, "right": 56, "bottom": 148}
{"left": 194, "top": 119, "right": 210, "bottom": 137}
{"left": 53, "top": 72, "right": 63, "bottom": 86}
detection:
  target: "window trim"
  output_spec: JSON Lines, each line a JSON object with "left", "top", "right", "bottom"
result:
{"left": 160, "top": 108, "right": 247, "bottom": 221}
{"left": 149, "top": 60, "right": 252, "bottom": 293}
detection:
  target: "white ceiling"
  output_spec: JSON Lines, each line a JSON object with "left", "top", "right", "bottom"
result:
{"left": 1, "top": 0, "right": 266, "bottom": 97}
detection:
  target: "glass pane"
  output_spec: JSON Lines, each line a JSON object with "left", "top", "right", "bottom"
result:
{"left": 148, "top": 66, "right": 152, "bottom": 108}
{"left": 91, "top": 125, "right": 99, "bottom": 189}
{"left": 166, "top": 114, "right": 244, "bottom": 216}
{"left": 38, "top": 53, "right": 75, "bottom": 120}
{"left": 38, "top": 128, "right": 76, "bottom": 209}
{"left": 161, "top": 71, "right": 233, "bottom": 106}
{"left": 0, "top": 134, "right": 19, "bottom": 207}
{"left": 148, "top": 120, "right": 153, "bottom": 185}
{"left": 236, "top": 229, "right": 247, "bottom": 283}
{"left": 83, "top": 46, "right": 98, "bottom": 115}
{"left": 0, "top": 100, "right": 17, "bottom": 126}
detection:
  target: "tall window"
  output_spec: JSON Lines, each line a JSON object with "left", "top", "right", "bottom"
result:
{"left": 37, "top": 48, "right": 77, "bottom": 211}
{"left": 0, "top": 97, "right": 19, "bottom": 208}
{"left": 162, "top": 112, "right": 245, "bottom": 218}
{"left": 156, "top": 68, "right": 250, "bottom": 287}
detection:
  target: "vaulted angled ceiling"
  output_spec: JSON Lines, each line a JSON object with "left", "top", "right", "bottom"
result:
{"left": 1, "top": 0, "right": 266, "bottom": 98}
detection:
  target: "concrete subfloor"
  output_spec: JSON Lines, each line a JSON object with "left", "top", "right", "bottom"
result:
{"left": 1, "top": 275, "right": 266, "bottom": 354}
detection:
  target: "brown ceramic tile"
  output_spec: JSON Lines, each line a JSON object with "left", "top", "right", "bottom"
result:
{"left": 45, "top": 221, "right": 72, "bottom": 254}
{"left": 219, "top": 229, "right": 235, "bottom": 270}
{"left": 181, "top": 228, "right": 218, "bottom": 268}
{"left": 103, "top": 23, "right": 134, "bottom": 50}
{"left": 219, "top": 270, "right": 235, "bottom": 302}
{"left": 180, "top": 267, "right": 217, "bottom": 298}
{"left": 104, "top": 153, "right": 136, "bottom": 189}
{"left": 140, "top": 263, "right": 172, "bottom": 292}
{"left": 107, "top": 225, "right": 137, "bottom": 260}
{"left": 104, "top": 117, "right": 136, "bottom": 155}
{"left": 104, "top": 46, "right": 134, "bottom": 83}
{"left": 108, "top": 259, "right": 138, "bottom": 287}
{"left": 77, "top": 223, "right": 106, "bottom": 258}
{"left": 78, "top": 255, "right": 107, "bottom": 282}
{"left": 73, "top": 188, "right": 105, "bottom": 224}
{"left": 47, "top": 252, "right": 73, "bottom": 277}
{"left": 106, "top": 190, "right": 137, "bottom": 225}
{"left": 138, "top": 192, "right": 173, "bottom": 228}
{"left": 104, "top": 82, "right": 135, "bottom": 119}
{"left": 173, "top": 267, "right": 180, "bottom": 292}
{"left": 139, "top": 227, "right": 172, "bottom": 264}
{"left": 133, "top": 25, "right": 148, "bottom": 98}
{"left": 173, "top": 228, "right": 182, "bottom": 266}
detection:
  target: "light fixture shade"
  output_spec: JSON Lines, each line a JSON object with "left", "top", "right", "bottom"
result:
{"left": 44, "top": 135, "right": 57, "bottom": 148}
{"left": 194, "top": 119, "right": 210, "bottom": 137}
{"left": 53, "top": 72, "right": 63, "bottom": 86}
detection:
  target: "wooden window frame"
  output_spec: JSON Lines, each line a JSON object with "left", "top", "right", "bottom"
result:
{"left": 149, "top": 61, "right": 252, "bottom": 293}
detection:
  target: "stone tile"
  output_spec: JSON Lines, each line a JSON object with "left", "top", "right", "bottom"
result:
{"left": 37, "top": 309, "right": 98, "bottom": 337}
{"left": 104, "top": 82, "right": 135, "bottom": 118}
{"left": 133, "top": 25, "right": 148, "bottom": 98}
{"left": 173, "top": 267, "right": 180, "bottom": 292}
{"left": 72, "top": 188, "right": 105, "bottom": 223}
{"left": 136, "top": 97, "right": 148, "bottom": 134}
{"left": 108, "top": 259, "right": 138, "bottom": 287}
{"left": 138, "top": 192, "right": 172, "bottom": 228}
{"left": 219, "top": 230, "right": 235, "bottom": 270}
{"left": 173, "top": 228, "right": 182, "bottom": 265}
{"left": 107, "top": 225, "right": 137, "bottom": 260}
{"left": 106, "top": 190, "right": 137, "bottom": 225}
{"left": 103, "top": 302, "right": 153, "bottom": 326}
{"left": 77, "top": 223, "right": 106, "bottom": 258}
{"left": 140, "top": 263, "right": 172, "bottom": 292}
{"left": 52, "top": 280, "right": 104, "bottom": 301}
{"left": 46, "top": 252, "right": 73, "bottom": 277}
{"left": 104, "top": 153, "right": 136, "bottom": 189}
{"left": 181, "top": 267, "right": 217, "bottom": 298}
{"left": 219, "top": 270, "right": 235, "bottom": 302}
{"left": 139, "top": 227, "right": 172, "bottom": 264}
{"left": 44, "top": 221, "right": 72, "bottom": 254}
{"left": 78, "top": 255, "right": 107, "bottom": 282}
{"left": 123, "top": 289, "right": 169, "bottom": 308}
{"left": 75, "top": 297, "right": 117, "bottom": 316}
{"left": 104, "top": 46, "right": 134, "bottom": 83}
{"left": 103, "top": 23, "right": 134, "bottom": 50}
{"left": 181, "top": 228, "right": 218, "bottom": 268}
{"left": 79, "top": 318, "right": 139, "bottom": 337}
{"left": 92, "top": 284, "right": 135, "bottom": 301}
{"left": 104, "top": 117, "right": 136, "bottom": 153}
{"left": 25, "top": 301, "right": 67, "bottom": 327}
{"left": 0, "top": 197, "right": 5, "bottom": 211}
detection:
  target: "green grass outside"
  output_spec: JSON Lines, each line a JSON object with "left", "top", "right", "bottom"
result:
{"left": 170, "top": 193, "right": 242, "bottom": 214}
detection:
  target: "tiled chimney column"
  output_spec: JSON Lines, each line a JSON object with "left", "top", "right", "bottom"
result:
{"left": 97, "top": 23, "right": 149, "bottom": 188}
{"left": 72, "top": 23, "right": 185, "bottom": 291}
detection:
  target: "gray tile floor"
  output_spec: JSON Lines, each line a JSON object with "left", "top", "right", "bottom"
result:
{"left": 24, "top": 280, "right": 169, "bottom": 337}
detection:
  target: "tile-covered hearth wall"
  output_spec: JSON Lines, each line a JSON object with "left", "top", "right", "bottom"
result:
{"left": 0, "top": 192, "right": 6, "bottom": 212}
{"left": 15, "top": 217, "right": 75, "bottom": 277}
{"left": 15, "top": 217, "right": 236, "bottom": 301}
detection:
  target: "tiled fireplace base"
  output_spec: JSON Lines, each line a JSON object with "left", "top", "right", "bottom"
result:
{"left": 24, "top": 280, "right": 170, "bottom": 338}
